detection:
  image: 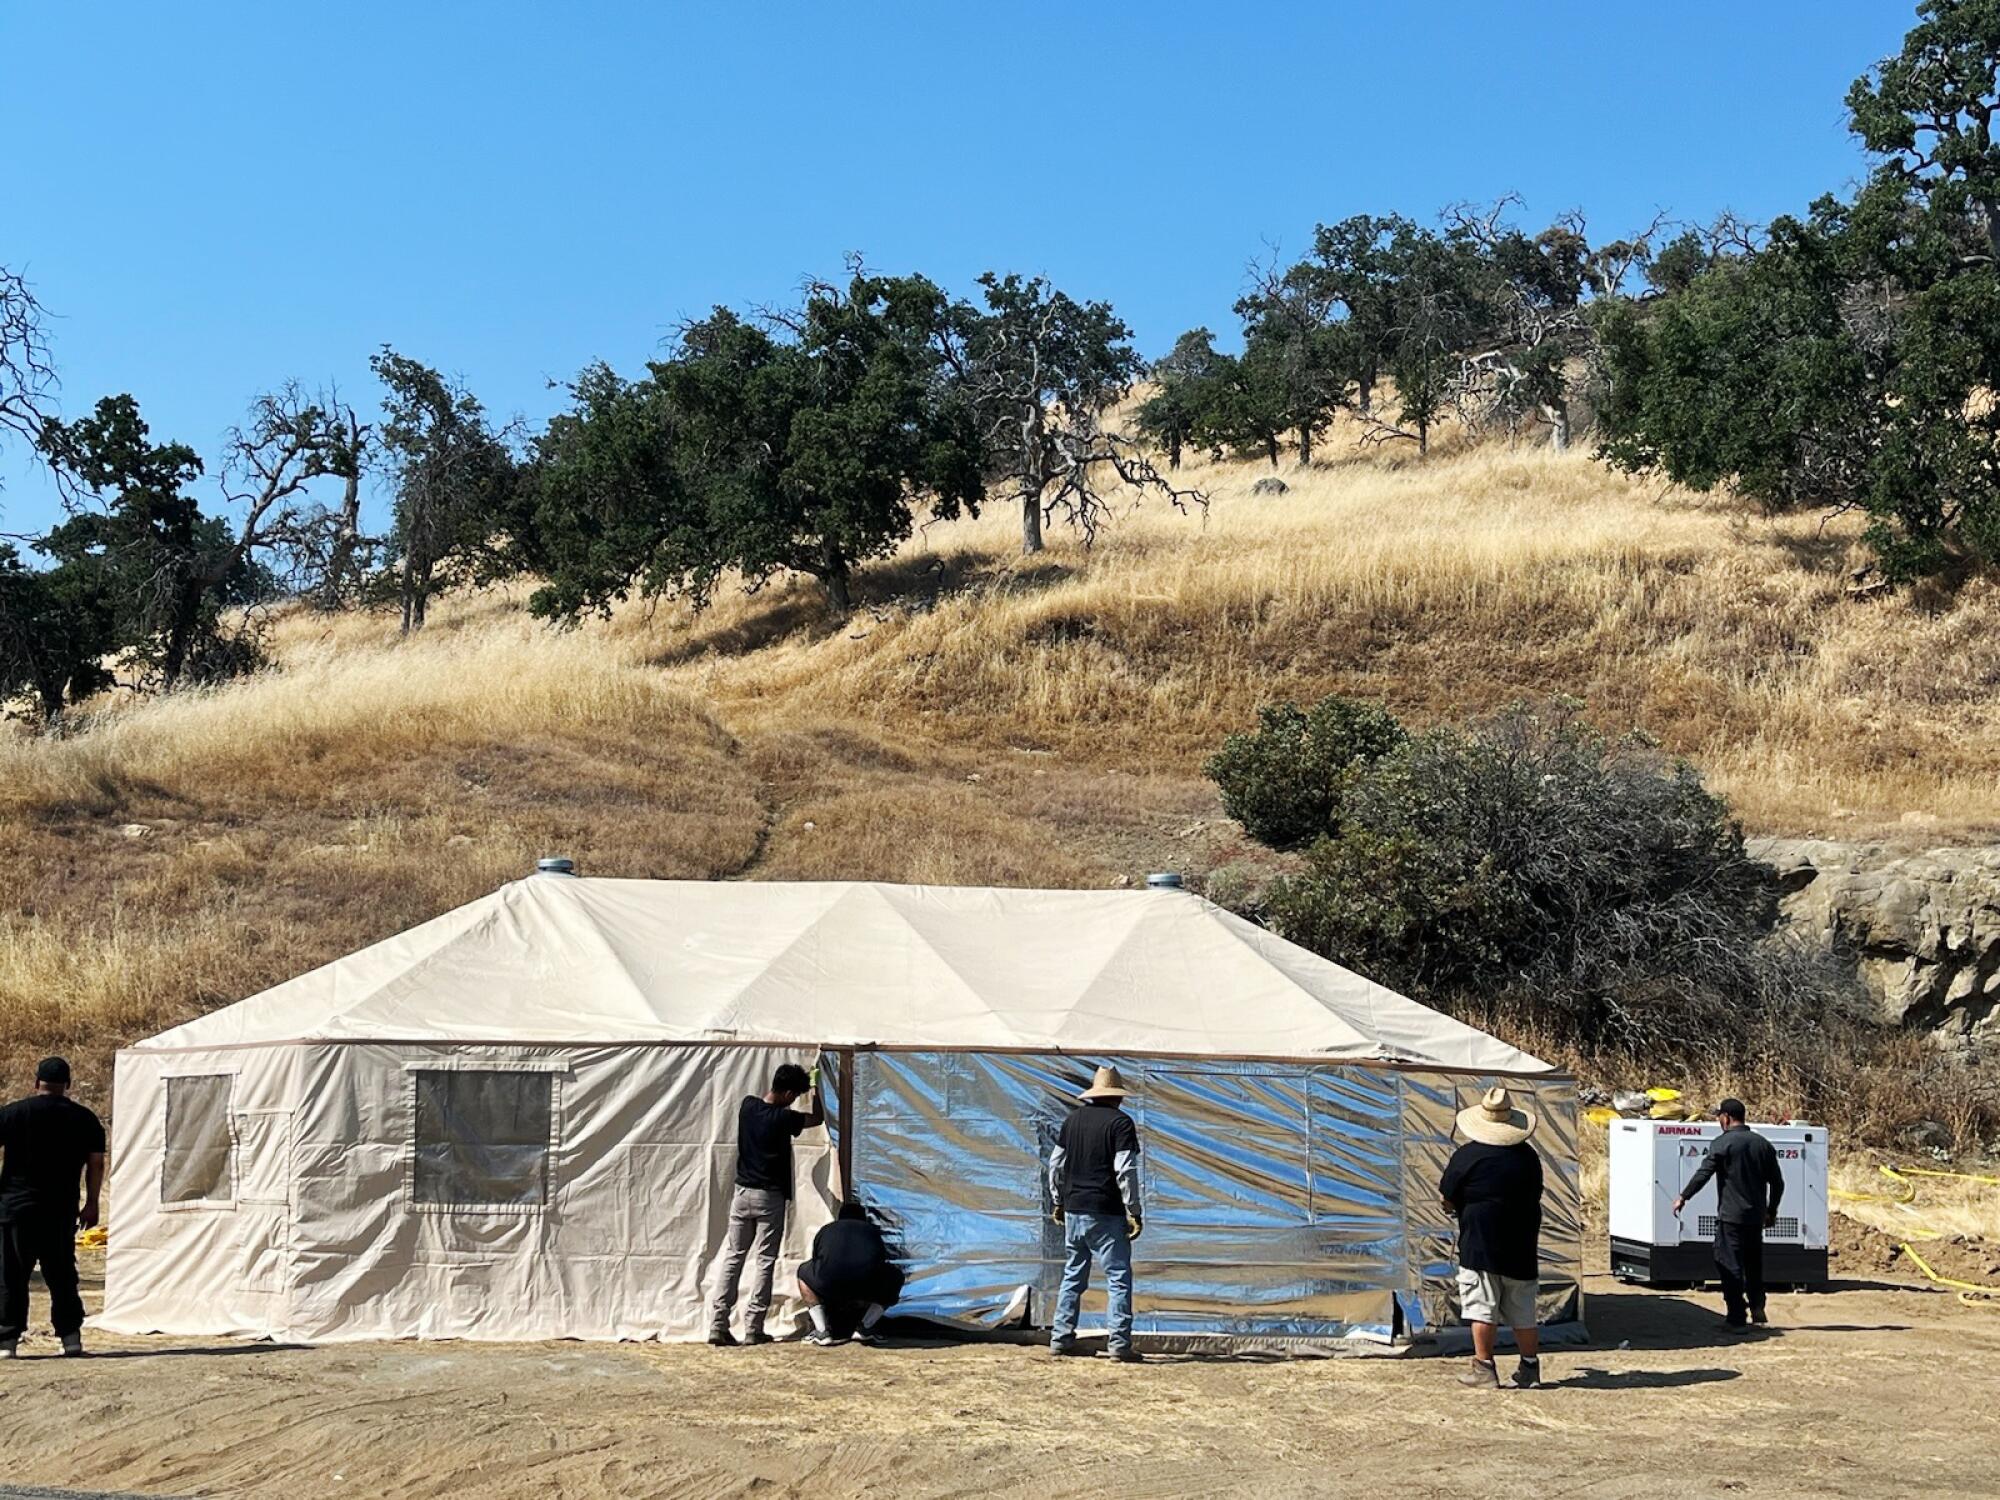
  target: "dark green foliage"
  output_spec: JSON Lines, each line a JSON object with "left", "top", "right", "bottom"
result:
{"left": 519, "top": 272, "right": 982, "bottom": 618}
{"left": 1204, "top": 697, "right": 1406, "bottom": 850}
{"left": 662, "top": 274, "right": 983, "bottom": 612}
{"left": 371, "top": 349, "right": 516, "bottom": 633}
{"left": 1599, "top": 4, "right": 2000, "bottom": 579}
{"left": 37, "top": 395, "right": 264, "bottom": 689}
{"left": 509, "top": 364, "right": 699, "bottom": 619}
{"left": 1133, "top": 328, "right": 1222, "bottom": 470}
{"left": 0, "top": 542, "right": 116, "bottom": 722}
{"left": 1212, "top": 697, "right": 1842, "bottom": 1055}
{"left": 1847, "top": 0, "right": 2000, "bottom": 257}
{"left": 1300, "top": 214, "right": 1415, "bottom": 415}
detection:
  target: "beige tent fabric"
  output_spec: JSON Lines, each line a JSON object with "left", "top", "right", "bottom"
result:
{"left": 100, "top": 1041, "right": 836, "bottom": 1342}
{"left": 136, "top": 877, "right": 1550, "bottom": 1074}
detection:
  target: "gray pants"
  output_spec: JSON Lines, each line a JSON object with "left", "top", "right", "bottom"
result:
{"left": 710, "top": 1185, "right": 786, "bottom": 1336}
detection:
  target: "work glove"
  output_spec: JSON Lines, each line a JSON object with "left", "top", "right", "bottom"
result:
{"left": 809, "top": 1064, "right": 822, "bottom": 1090}
{"left": 1126, "top": 1215, "right": 1143, "bottom": 1241}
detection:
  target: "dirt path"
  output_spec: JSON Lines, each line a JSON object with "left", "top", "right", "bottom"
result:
{"left": 0, "top": 1254, "right": 1992, "bottom": 1499}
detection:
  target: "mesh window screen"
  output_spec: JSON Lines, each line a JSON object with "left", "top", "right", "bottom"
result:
{"left": 163, "top": 1074, "right": 233, "bottom": 1203}
{"left": 413, "top": 1069, "right": 553, "bottom": 1207}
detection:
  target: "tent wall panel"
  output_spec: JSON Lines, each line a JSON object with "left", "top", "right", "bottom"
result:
{"left": 1397, "top": 1071, "right": 1582, "bottom": 1334}
{"left": 852, "top": 1052, "right": 1418, "bottom": 1343}
{"left": 102, "top": 1045, "right": 303, "bottom": 1338}
{"left": 103, "top": 1042, "right": 836, "bottom": 1343}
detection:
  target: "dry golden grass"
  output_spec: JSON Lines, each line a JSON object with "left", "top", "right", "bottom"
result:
{"left": 3, "top": 432, "right": 1997, "bottom": 1119}
{"left": 1830, "top": 1159, "right": 2000, "bottom": 1244}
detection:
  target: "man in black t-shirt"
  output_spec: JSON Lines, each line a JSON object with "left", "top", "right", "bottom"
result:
{"left": 708, "top": 1061, "right": 824, "bottom": 1346}
{"left": 1440, "top": 1086, "right": 1545, "bottom": 1390}
{"left": 0, "top": 1057, "right": 107, "bottom": 1358}
{"left": 798, "top": 1201, "right": 904, "bottom": 1346}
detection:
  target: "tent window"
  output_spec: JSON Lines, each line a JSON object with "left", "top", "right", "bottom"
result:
{"left": 163, "top": 1074, "right": 234, "bottom": 1205}
{"left": 412, "top": 1069, "right": 553, "bottom": 1209}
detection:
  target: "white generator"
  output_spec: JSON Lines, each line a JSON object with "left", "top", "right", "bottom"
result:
{"left": 1608, "top": 1119, "right": 1830, "bottom": 1287}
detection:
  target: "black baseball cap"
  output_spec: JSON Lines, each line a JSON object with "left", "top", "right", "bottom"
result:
{"left": 1716, "top": 1097, "right": 1747, "bottom": 1121}
{"left": 36, "top": 1056, "right": 72, "bottom": 1086}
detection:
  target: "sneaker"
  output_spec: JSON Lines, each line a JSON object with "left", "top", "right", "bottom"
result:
{"left": 60, "top": 1333, "right": 84, "bottom": 1358}
{"left": 849, "top": 1328, "right": 881, "bottom": 1347}
{"left": 1110, "top": 1347, "right": 1143, "bottom": 1364}
{"left": 1512, "top": 1356, "right": 1542, "bottom": 1389}
{"left": 804, "top": 1330, "right": 839, "bottom": 1347}
{"left": 1459, "top": 1357, "right": 1499, "bottom": 1389}
{"left": 707, "top": 1329, "right": 740, "bottom": 1347}
{"left": 742, "top": 1329, "right": 774, "bottom": 1346}
{"left": 1049, "top": 1340, "right": 1086, "bottom": 1358}
{"left": 1724, "top": 1318, "right": 1753, "bottom": 1335}
{"left": 0, "top": 1340, "right": 16, "bottom": 1360}
{"left": 1750, "top": 1308, "right": 1770, "bottom": 1326}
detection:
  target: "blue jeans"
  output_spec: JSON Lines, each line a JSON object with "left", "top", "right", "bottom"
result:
{"left": 1051, "top": 1211, "right": 1133, "bottom": 1352}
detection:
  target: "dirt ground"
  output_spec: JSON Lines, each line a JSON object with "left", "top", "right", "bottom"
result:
{"left": 0, "top": 1247, "right": 1992, "bottom": 1500}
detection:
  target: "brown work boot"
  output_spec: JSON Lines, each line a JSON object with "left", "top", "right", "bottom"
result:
{"left": 1459, "top": 1357, "right": 1499, "bottom": 1389}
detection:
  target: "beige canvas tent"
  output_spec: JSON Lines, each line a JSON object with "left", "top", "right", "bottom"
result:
{"left": 99, "top": 868, "right": 1580, "bottom": 1348}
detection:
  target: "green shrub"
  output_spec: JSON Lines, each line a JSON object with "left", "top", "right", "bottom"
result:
{"left": 1203, "top": 696, "right": 1405, "bottom": 851}
{"left": 1211, "top": 696, "right": 1861, "bottom": 1060}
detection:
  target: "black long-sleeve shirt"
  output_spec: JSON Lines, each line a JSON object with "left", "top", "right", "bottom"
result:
{"left": 1680, "top": 1125, "right": 1785, "bottom": 1225}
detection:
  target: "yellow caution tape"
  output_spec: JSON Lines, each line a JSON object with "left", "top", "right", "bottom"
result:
{"left": 1899, "top": 1241, "right": 2000, "bottom": 1310}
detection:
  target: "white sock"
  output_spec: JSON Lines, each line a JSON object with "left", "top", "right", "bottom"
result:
{"left": 808, "top": 1305, "right": 829, "bottom": 1335}
{"left": 861, "top": 1303, "right": 885, "bottom": 1330}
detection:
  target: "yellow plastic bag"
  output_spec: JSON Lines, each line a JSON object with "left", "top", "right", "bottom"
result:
{"left": 76, "top": 1225, "right": 107, "bottom": 1250}
{"left": 1645, "top": 1087, "right": 1682, "bottom": 1102}
{"left": 1647, "top": 1100, "right": 1691, "bottom": 1120}
{"left": 1584, "top": 1106, "right": 1620, "bottom": 1127}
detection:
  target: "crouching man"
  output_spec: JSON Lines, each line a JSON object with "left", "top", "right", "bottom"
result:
{"left": 799, "top": 1201, "right": 904, "bottom": 1347}
{"left": 1441, "top": 1086, "right": 1545, "bottom": 1390}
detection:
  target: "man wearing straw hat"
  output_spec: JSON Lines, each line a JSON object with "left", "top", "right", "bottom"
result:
{"left": 1047, "top": 1065, "right": 1145, "bottom": 1364}
{"left": 1441, "top": 1085, "right": 1545, "bottom": 1390}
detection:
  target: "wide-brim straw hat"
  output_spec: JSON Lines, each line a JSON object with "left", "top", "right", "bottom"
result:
{"left": 1456, "top": 1086, "right": 1537, "bottom": 1146}
{"left": 1078, "top": 1065, "right": 1132, "bottom": 1100}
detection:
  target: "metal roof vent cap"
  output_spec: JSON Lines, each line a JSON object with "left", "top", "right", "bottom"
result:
{"left": 1145, "top": 871, "right": 1183, "bottom": 890}
{"left": 535, "top": 856, "right": 578, "bottom": 878}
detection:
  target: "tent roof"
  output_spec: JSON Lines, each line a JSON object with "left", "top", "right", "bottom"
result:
{"left": 135, "top": 877, "right": 1552, "bottom": 1074}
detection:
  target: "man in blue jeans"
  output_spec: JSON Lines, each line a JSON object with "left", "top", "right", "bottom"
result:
{"left": 1047, "top": 1065, "right": 1144, "bottom": 1364}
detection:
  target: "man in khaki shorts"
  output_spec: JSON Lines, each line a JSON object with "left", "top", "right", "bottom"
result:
{"left": 1440, "top": 1086, "right": 1545, "bottom": 1389}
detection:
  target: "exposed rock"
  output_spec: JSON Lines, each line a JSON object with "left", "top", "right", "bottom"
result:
{"left": 1752, "top": 836, "right": 2000, "bottom": 1040}
{"left": 118, "top": 823, "right": 152, "bottom": 840}
{"left": 1249, "top": 476, "right": 1289, "bottom": 496}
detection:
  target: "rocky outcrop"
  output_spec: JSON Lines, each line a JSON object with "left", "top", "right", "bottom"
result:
{"left": 1752, "top": 837, "right": 2000, "bottom": 1041}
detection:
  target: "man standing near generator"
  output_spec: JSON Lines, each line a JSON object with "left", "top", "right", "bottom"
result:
{"left": 1673, "top": 1097, "right": 1785, "bottom": 1332}
{"left": 0, "top": 1057, "right": 106, "bottom": 1359}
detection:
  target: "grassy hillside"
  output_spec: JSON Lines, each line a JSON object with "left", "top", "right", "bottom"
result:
{"left": 5, "top": 431, "right": 1998, "bottom": 1111}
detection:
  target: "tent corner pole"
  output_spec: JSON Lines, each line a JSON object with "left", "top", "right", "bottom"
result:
{"left": 836, "top": 1046, "right": 856, "bottom": 1204}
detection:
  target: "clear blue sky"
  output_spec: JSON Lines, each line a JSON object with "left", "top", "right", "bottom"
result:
{"left": 1, "top": 1, "right": 1912, "bottom": 534}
